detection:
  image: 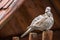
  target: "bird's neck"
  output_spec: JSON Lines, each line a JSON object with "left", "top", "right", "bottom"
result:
{"left": 45, "top": 12, "right": 53, "bottom": 17}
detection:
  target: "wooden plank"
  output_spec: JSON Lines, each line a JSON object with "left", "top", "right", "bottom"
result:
{"left": 0, "top": 0, "right": 24, "bottom": 29}
{"left": 29, "top": 33, "right": 38, "bottom": 40}
{"left": 42, "top": 30, "right": 53, "bottom": 40}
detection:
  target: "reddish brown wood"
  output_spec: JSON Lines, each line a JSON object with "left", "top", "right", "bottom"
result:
{"left": 0, "top": 1, "right": 60, "bottom": 40}
{"left": 0, "top": 0, "right": 24, "bottom": 28}
{"left": 42, "top": 30, "right": 53, "bottom": 40}
{"left": 29, "top": 33, "right": 38, "bottom": 40}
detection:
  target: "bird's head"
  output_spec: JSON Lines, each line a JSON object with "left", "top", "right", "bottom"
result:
{"left": 45, "top": 7, "right": 51, "bottom": 12}
{"left": 45, "top": 7, "right": 52, "bottom": 17}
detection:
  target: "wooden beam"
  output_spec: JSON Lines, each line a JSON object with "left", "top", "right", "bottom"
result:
{"left": 42, "top": 30, "right": 53, "bottom": 40}
{"left": 29, "top": 33, "right": 38, "bottom": 40}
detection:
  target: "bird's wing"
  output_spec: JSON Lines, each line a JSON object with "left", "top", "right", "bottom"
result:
{"left": 38, "top": 17, "right": 54, "bottom": 30}
{"left": 27, "top": 15, "right": 48, "bottom": 29}
{"left": 26, "top": 15, "right": 43, "bottom": 29}
{"left": 47, "top": 16, "right": 54, "bottom": 30}
{"left": 30, "top": 15, "right": 44, "bottom": 26}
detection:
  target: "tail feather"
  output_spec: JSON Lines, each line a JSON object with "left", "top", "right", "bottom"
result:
{"left": 21, "top": 28, "right": 32, "bottom": 38}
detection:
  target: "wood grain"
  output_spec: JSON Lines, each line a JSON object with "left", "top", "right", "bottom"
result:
{"left": 42, "top": 30, "right": 53, "bottom": 40}
{"left": 29, "top": 33, "right": 38, "bottom": 40}
{"left": 0, "top": 0, "right": 60, "bottom": 40}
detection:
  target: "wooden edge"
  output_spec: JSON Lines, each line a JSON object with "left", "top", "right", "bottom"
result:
{"left": 29, "top": 33, "right": 38, "bottom": 40}
{"left": 0, "top": 0, "right": 25, "bottom": 29}
{"left": 42, "top": 30, "right": 53, "bottom": 40}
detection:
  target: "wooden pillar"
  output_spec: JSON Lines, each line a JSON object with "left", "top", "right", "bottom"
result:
{"left": 42, "top": 30, "right": 53, "bottom": 40}
{"left": 12, "top": 37, "right": 19, "bottom": 40}
{"left": 29, "top": 33, "right": 38, "bottom": 40}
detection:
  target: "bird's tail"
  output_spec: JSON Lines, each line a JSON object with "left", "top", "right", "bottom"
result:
{"left": 21, "top": 28, "right": 32, "bottom": 38}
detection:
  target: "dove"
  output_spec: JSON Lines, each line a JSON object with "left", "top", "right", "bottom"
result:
{"left": 21, "top": 7, "right": 54, "bottom": 38}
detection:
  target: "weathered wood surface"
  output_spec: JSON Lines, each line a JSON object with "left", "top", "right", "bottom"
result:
{"left": 29, "top": 33, "right": 38, "bottom": 40}
{"left": 42, "top": 30, "right": 53, "bottom": 40}
{"left": 0, "top": 0, "right": 24, "bottom": 27}
{"left": 0, "top": 31, "right": 60, "bottom": 40}
{"left": 0, "top": 0, "right": 60, "bottom": 40}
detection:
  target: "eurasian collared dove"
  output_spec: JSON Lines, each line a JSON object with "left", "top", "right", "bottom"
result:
{"left": 21, "top": 7, "right": 54, "bottom": 38}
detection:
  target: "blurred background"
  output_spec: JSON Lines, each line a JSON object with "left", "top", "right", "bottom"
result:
{"left": 0, "top": 0, "right": 60, "bottom": 40}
